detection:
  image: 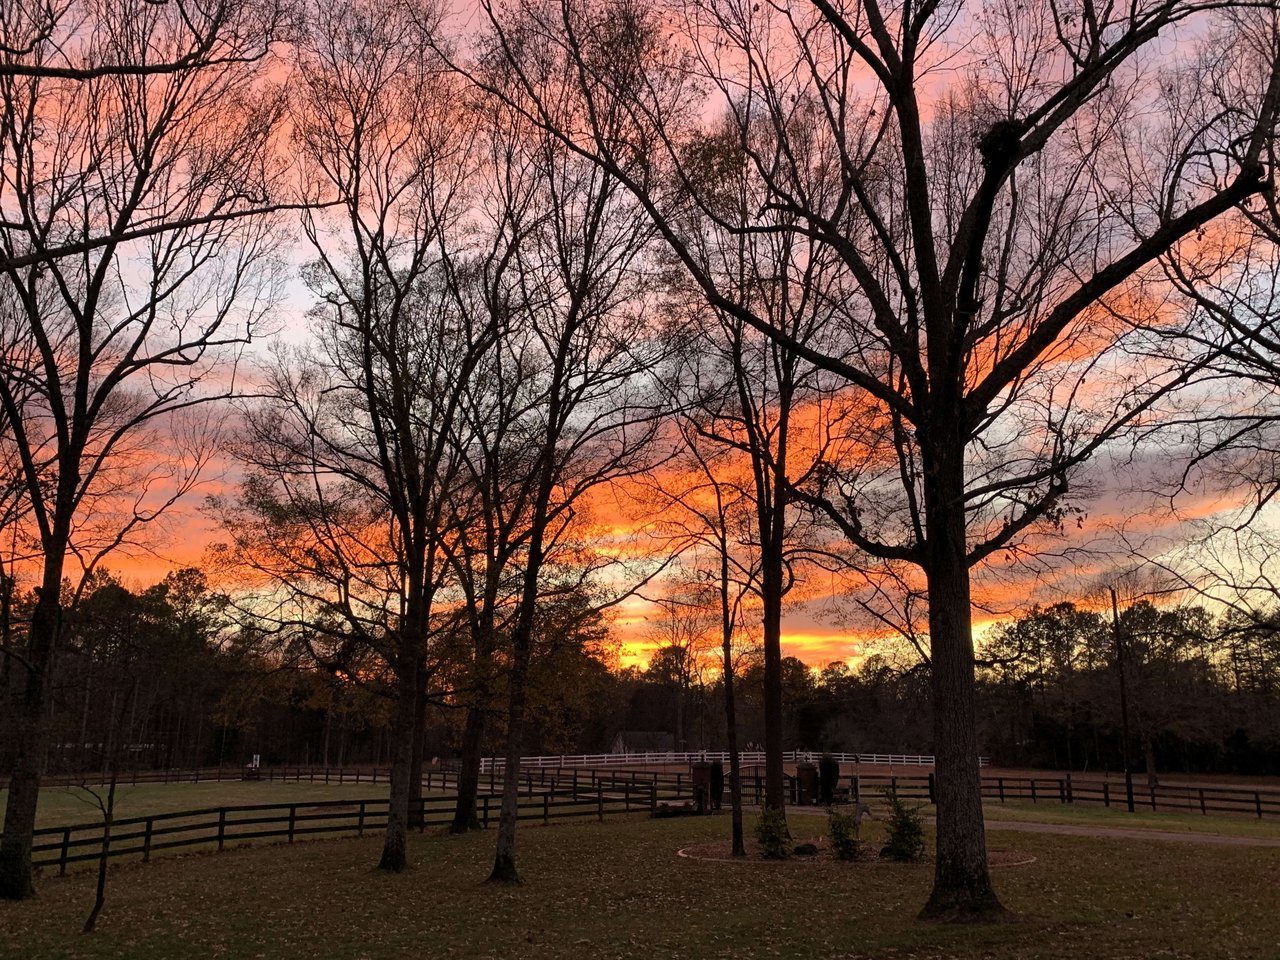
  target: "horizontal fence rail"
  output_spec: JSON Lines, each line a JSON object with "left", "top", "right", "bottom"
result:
{"left": 979, "top": 774, "right": 1280, "bottom": 819}
{"left": 480, "top": 751, "right": 972, "bottom": 772}
{"left": 7, "top": 767, "right": 1280, "bottom": 880}
{"left": 12, "top": 781, "right": 679, "bottom": 876}
{"left": 4, "top": 754, "right": 968, "bottom": 792}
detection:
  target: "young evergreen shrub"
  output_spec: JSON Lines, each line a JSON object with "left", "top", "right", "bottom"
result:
{"left": 879, "top": 791, "right": 925, "bottom": 862}
{"left": 754, "top": 808, "right": 790, "bottom": 859}
{"left": 827, "top": 808, "right": 863, "bottom": 861}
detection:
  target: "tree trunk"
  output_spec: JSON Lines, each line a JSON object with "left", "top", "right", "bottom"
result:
{"left": 761, "top": 528, "right": 786, "bottom": 817}
{"left": 84, "top": 682, "right": 131, "bottom": 935}
{"left": 488, "top": 623, "right": 532, "bottom": 884}
{"left": 408, "top": 667, "right": 428, "bottom": 830}
{"left": 720, "top": 552, "right": 745, "bottom": 857}
{"left": 0, "top": 562, "right": 63, "bottom": 901}
{"left": 489, "top": 437, "right": 556, "bottom": 884}
{"left": 82, "top": 776, "right": 116, "bottom": 934}
{"left": 452, "top": 605, "right": 496, "bottom": 834}
{"left": 452, "top": 704, "right": 486, "bottom": 833}
{"left": 918, "top": 441, "right": 1005, "bottom": 922}
{"left": 378, "top": 633, "right": 421, "bottom": 871}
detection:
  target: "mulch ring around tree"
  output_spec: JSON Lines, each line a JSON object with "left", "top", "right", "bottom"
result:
{"left": 676, "top": 837, "right": 1036, "bottom": 867}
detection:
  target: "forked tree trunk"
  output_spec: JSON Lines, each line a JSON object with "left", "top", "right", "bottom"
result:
{"left": 82, "top": 774, "right": 116, "bottom": 935}
{"left": 84, "top": 680, "right": 131, "bottom": 935}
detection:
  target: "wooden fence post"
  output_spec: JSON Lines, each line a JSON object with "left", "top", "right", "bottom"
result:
{"left": 597, "top": 784, "right": 604, "bottom": 822}
{"left": 1257, "top": 791, "right": 1264, "bottom": 818}
{"left": 927, "top": 774, "right": 936, "bottom": 805}
{"left": 59, "top": 827, "right": 70, "bottom": 876}
{"left": 357, "top": 801, "right": 365, "bottom": 838}
{"left": 1030, "top": 780, "right": 1037, "bottom": 804}
{"left": 143, "top": 818, "right": 154, "bottom": 863}
{"left": 483, "top": 796, "right": 490, "bottom": 828}
{"left": 543, "top": 794, "right": 550, "bottom": 825}
{"left": 288, "top": 805, "right": 297, "bottom": 843}
{"left": 1104, "top": 782, "right": 1110, "bottom": 807}
{"left": 650, "top": 783, "right": 657, "bottom": 817}
{"left": 1199, "top": 789, "right": 1206, "bottom": 815}
{"left": 1066, "top": 774, "right": 1073, "bottom": 804}
{"left": 217, "top": 809, "right": 227, "bottom": 852}
{"left": 998, "top": 777, "right": 1005, "bottom": 803}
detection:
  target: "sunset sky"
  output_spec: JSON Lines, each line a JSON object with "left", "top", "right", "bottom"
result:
{"left": 94, "top": 406, "right": 1264, "bottom": 672}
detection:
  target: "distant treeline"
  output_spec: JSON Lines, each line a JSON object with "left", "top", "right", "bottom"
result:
{"left": 3, "top": 572, "right": 1277, "bottom": 779}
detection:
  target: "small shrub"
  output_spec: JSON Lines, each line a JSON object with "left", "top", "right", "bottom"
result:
{"left": 827, "top": 808, "right": 864, "bottom": 861}
{"left": 754, "top": 808, "right": 790, "bottom": 859}
{"left": 879, "top": 790, "right": 925, "bottom": 862}
{"left": 818, "top": 755, "right": 840, "bottom": 805}
{"left": 793, "top": 842, "right": 818, "bottom": 856}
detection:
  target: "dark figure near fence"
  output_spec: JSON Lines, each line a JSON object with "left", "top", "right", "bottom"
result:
{"left": 819, "top": 756, "right": 841, "bottom": 806}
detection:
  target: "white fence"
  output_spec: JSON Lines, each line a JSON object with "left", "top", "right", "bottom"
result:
{"left": 479, "top": 751, "right": 986, "bottom": 773}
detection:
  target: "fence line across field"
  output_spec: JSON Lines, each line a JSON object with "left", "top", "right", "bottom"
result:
{"left": 18, "top": 780, "right": 680, "bottom": 877}
{"left": 478, "top": 751, "right": 962, "bottom": 771}
{"left": 8, "top": 767, "right": 1280, "bottom": 879}
{"left": 4, "top": 752, "right": 967, "bottom": 792}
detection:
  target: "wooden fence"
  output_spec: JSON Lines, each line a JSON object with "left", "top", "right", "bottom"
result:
{"left": 22, "top": 781, "right": 673, "bottom": 876}
{"left": 478, "top": 750, "right": 964, "bottom": 771}
{"left": 809, "top": 772, "right": 1280, "bottom": 820}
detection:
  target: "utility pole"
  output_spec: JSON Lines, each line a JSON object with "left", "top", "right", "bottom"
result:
{"left": 1110, "top": 588, "right": 1135, "bottom": 813}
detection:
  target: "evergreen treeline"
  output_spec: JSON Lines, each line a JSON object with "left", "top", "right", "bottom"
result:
{"left": 9, "top": 572, "right": 1276, "bottom": 778}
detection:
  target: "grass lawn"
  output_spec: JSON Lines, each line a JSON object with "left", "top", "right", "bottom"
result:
{"left": 978, "top": 800, "right": 1280, "bottom": 839}
{"left": 2, "top": 813, "right": 1277, "bottom": 959}
{"left": 2, "top": 781, "right": 400, "bottom": 829}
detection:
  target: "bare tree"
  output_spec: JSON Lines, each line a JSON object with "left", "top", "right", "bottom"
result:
{"left": 222, "top": 0, "right": 490, "bottom": 873}
{"left": 0, "top": 0, "right": 287, "bottom": 900}
{"left": 470, "top": 0, "right": 1280, "bottom": 919}
{"left": 465, "top": 70, "right": 667, "bottom": 882}
{"left": 661, "top": 121, "right": 856, "bottom": 818}
{"left": 645, "top": 438, "right": 759, "bottom": 853}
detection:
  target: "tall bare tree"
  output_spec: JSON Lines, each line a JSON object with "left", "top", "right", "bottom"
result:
{"left": 227, "top": 0, "right": 490, "bottom": 872}
{"left": 465, "top": 68, "right": 667, "bottom": 882}
{"left": 0, "top": 0, "right": 287, "bottom": 899}
{"left": 471, "top": 0, "right": 1280, "bottom": 919}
